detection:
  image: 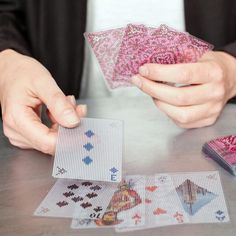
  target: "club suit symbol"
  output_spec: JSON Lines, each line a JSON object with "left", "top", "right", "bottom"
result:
{"left": 80, "top": 202, "right": 92, "bottom": 209}
{"left": 82, "top": 181, "right": 93, "bottom": 187}
{"left": 90, "top": 185, "right": 102, "bottom": 191}
{"left": 71, "top": 196, "right": 84, "bottom": 203}
{"left": 86, "top": 192, "right": 98, "bottom": 199}
{"left": 93, "top": 206, "right": 103, "bottom": 212}
{"left": 63, "top": 191, "right": 75, "bottom": 198}
{"left": 67, "top": 184, "right": 79, "bottom": 190}
{"left": 56, "top": 201, "right": 69, "bottom": 207}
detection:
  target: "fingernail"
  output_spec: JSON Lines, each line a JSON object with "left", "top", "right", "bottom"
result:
{"left": 63, "top": 109, "right": 80, "bottom": 125}
{"left": 68, "top": 95, "right": 76, "bottom": 106}
{"left": 131, "top": 76, "right": 142, "bottom": 88}
{"left": 80, "top": 104, "right": 87, "bottom": 115}
{"left": 139, "top": 65, "right": 148, "bottom": 77}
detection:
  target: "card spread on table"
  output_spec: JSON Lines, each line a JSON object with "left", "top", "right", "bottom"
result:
{"left": 37, "top": 171, "right": 228, "bottom": 232}
{"left": 34, "top": 179, "right": 117, "bottom": 219}
{"left": 202, "top": 134, "right": 236, "bottom": 176}
{"left": 52, "top": 118, "right": 123, "bottom": 182}
{"left": 85, "top": 24, "right": 213, "bottom": 89}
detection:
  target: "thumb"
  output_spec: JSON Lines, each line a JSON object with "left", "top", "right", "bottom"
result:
{"left": 33, "top": 76, "right": 80, "bottom": 128}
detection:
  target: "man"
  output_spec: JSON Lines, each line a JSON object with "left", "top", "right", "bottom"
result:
{"left": 0, "top": 0, "right": 236, "bottom": 155}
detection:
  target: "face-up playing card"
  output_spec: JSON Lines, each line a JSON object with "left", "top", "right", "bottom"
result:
{"left": 71, "top": 175, "right": 146, "bottom": 229}
{"left": 202, "top": 135, "right": 236, "bottom": 176}
{"left": 73, "top": 181, "right": 118, "bottom": 220}
{"left": 116, "top": 174, "right": 189, "bottom": 232}
{"left": 170, "top": 171, "right": 229, "bottom": 224}
{"left": 34, "top": 179, "right": 117, "bottom": 219}
{"left": 52, "top": 118, "right": 123, "bottom": 183}
{"left": 85, "top": 23, "right": 213, "bottom": 89}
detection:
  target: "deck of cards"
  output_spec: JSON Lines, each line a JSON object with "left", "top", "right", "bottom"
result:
{"left": 202, "top": 134, "right": 236, "bottom": 176}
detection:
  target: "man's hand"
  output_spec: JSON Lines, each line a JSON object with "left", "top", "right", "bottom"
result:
{"left": 132, "top": 51, "right": 236, "bottom": 128}
{"left": 0, "top": 49, "right": 86, "bottom": 155}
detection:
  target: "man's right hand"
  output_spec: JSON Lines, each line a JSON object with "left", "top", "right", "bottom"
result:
{"left": 0, "top": 49, "right": 86, "bottom": 155}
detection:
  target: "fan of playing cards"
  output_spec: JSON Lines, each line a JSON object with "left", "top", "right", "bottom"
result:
{"left": 85, "top": 24, "right": 213, "bottom": 89}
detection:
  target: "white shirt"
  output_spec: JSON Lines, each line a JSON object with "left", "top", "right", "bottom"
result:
{"left": 80, "top": 0, "right": 185, "bottom": 99}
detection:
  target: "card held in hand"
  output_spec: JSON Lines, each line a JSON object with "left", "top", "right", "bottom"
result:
{"left": 52, "top": 118, "right": 123, "bottom": 182}
{"left": 85, "top": 23, "right": 213, "bottom": 89}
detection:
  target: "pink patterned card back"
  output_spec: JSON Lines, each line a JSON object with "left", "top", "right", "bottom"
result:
{"left": 85, "top": 24, "right": 213, "bottom": 89}
{"left": 208, "top": 135, "right": 236, "bottom": 165}
{"left": 85, "top": 28, "right": 130, "bottom": 89}
{"left": 114, "top": 24, "right": 213, "bottom": 81}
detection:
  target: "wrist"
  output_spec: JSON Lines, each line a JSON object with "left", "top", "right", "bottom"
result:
{"left": 0, "top": 49, "right": 19, "bottom": 100}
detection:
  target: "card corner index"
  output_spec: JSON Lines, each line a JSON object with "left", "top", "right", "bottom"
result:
{"left": 109, "top": 166, "right": 121, "bottom": 182}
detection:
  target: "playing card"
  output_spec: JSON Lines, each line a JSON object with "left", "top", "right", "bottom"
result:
{"left": 71, "top": 175, "right": 146, "bottom": 230}
{"left": 34, "top": 179, "right": 79, "bottom": 218}
{"left": 116, "top": 174, "right": 189, "bottom": 232}
{"left": 170, "top": 171, "right": 230, "bottom": 223}
{"left": 73, "top": 181, "right": 117, "bottom": 220}
{"left": 85, "top": 23, "right": 213, "bottom": 89}
{"left": 202, "top": 135, "right": 236, "bottom": 176}
{"left": 114, "top": 24, "right": 213, "bottom": 82}
{"left": 34, "top": 179, "right": 116, "bottom": 219}
{"left": 84, "top": 28, "right": 130, "bottom": 89}
{"left": 53, "top": 118, "right": 123, "bottom": 182}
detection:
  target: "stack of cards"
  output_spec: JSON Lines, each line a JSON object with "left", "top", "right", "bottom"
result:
{"left": 52, "top": 118, "right": 123, "bottom": 183}
{"left": 202, "top": 134, "right": 236, "bottom": 176}
{"left": 85, "top": 24, "right": 213, "bottom": 89}
{"left": 34, "top": 171, "right": 229, "bottom": 232}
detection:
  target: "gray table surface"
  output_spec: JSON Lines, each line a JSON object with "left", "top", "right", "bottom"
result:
{"left": 0, "top": 96, "right": 236, "bottom": 236}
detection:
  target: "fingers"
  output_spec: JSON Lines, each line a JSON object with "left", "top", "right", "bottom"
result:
{"left": 47, "top": 95, "right": 87, "bottom": 124}
{"left": 153, "top": 98, "right": 222, "bottom": 127}
{"left": 16, "top": 106, "right": 57, "bottom": 155}
{"left": 3, "top": 93, "right": 87, "bottom": 155}
{"left": 132, "top": 75, "right": 220, "bottom": 106}
{"left": 76, "top": 104, "right": 87, "bottom": 117}
{"left": 137, "top": 61, "right": 220, "bottom": 84}
{"left": 33, "top": 76, "right": 80, "bottom": 128}
{"left": 2, "top": 124, "right": 32, "bottom": 149}
{"left": 2, "top": 107, "right": 56, "bottom": 154}
{"left": 174, "top": 117, "right": 217, "bottom": 129}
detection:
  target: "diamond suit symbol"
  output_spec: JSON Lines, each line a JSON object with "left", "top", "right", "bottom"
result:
{"left": 83, "top": 143, "right": 94, "bottom": 151}
{"left": 85, "top": 130, "right": 95, "bottom": 138}
{"left": 110, "top": 167, "right": 118, "bottom": 173}
{"left": 82, "top": 156, "right": 93, "bottom": 165}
